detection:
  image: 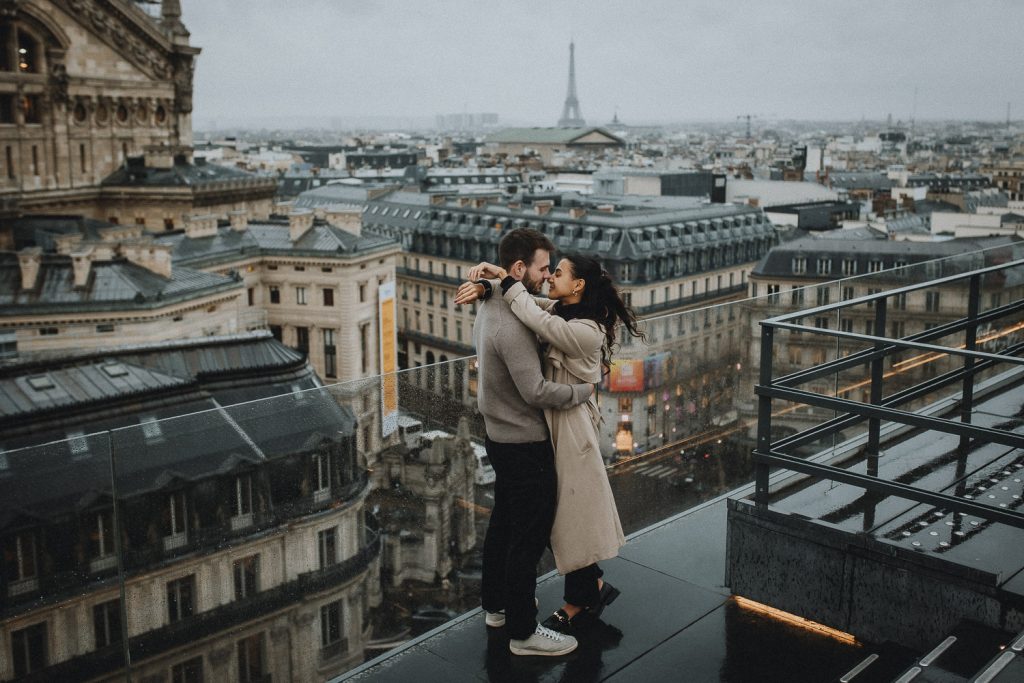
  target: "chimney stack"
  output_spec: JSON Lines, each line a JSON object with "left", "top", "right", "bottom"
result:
{"left": 596, "top": 204, "right": 615, "bottom": 213}
{"left": 326, "top": 208, "right": 362, "bottom": 236}
{"left": 71, "top": 246, "right": 94, "bottom": 288}
{"left": 289, "top": 209, "right": 314, "bottom": 242}
{"left": 228, "top": 210, "right": 248, "bottom": 232}
{"left": 430, "top": 194, "right": 447, "bottom": 206}
{"left": 53, "top": 233, "right": 83, "bottom": 255}
{"left": 534, "top": 200, "right": 554, "bottom": 216}
{"left": 121, "top": 240, "right": 173, "bottom": 278}
{"left": 184, "top": 214, "right": 218, "bottom": 239}
{"left": 18, "top": 247, "right": 42, "bottom": 290}
{"left": 569, "top": 206, "right": 587, "bottom": 219}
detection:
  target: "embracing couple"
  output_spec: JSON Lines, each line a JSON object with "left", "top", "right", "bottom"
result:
{"left": 454, "top": 227, "right": 643, "bottom": 657}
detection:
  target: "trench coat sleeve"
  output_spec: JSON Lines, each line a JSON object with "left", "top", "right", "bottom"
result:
{"left": 503, "top": 281, "right": 602, "bottom": 361}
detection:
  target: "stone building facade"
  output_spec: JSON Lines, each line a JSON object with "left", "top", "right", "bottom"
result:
{"left": 0, "top": 334, "right": 381, "bottom": 682}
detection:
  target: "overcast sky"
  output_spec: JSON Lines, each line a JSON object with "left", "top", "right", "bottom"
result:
{"left": 179, "top": 0, "right": 1023, "bottom": 128}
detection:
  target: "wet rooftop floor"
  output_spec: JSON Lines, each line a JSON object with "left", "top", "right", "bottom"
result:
{"left": 338, "top": 381, "right": 1024, "bottom": 683}
{"left": 337, "top": 496, "right": 890, "bottom": 683}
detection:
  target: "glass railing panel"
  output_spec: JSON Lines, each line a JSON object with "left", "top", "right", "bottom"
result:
{"left": 106, "top": 381, "right": 385, "bottom": 682}
{"left": 0, "top": 432, "right": 127, "bottom": 682}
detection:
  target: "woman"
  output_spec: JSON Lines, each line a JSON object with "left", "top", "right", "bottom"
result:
{"left": 458, "top": 253, "right": 644, "bottom": 629}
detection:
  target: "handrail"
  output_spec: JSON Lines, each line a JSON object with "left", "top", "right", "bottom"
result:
{"left": 751, "top": 256, "right": 1024, "bottom": 535}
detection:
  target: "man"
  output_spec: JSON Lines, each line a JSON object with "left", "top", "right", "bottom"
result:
{"left": 471, "top": 228, "right": 591, "bottom": 656}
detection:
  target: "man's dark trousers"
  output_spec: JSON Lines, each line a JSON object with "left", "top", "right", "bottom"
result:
{"left": 481, "top": 437, "right": 557, "bottom": 640}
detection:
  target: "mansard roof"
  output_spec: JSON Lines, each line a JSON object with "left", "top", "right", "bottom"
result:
{"left": 363, "top": 192, "right": 775, "bottom": 265}
{"left": 0, "top": 253, "right": 241, "bottom": 315}
{"left": 158, "top": 220, "right": 399, "bottom": 269}
{"left": 0, "top": 332, "right": 353, "bottom": 521}
{"left": 100, "top": 159, "right": 271, "bottom": 188}
{"left": 752, "top": 234, "right": 1022, "bottom": 279}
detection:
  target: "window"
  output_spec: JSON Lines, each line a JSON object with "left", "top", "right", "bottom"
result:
{"left": 840, "top": 318, "right": 853, "bottom": 333}
{"left": 891, "top": 321, "right": 905, "bottom": 338}
{"left": 165, "top": 491, "right": 187, "bottom": 549}
{"left": 865, "top": 320, "right": 874, "bottom": 336}
{"left": 926, "top": 291, "right": 940, "bottom": 313}
{"left": 790, "top": 287, "right": 805, "bottom": 307}
{"left": 89, "top": 509, "right": 115, "bottom": 569}
{"left": 171, "top": 656, "right": 203, "bottom": 683}
{"left": 814, "top": 317, "right": 829, "bottom": 329}
{"left": 296, "top": 326, "right": 309, "bottom": 355}
{"left": 294, "top": 265, "right": 305, "bottom": 272}
{"left": 296, "top": 286, "right": 307, "bottom": 305}
{"left": 11, "top": 622, "right": 47, "bottom": 677}
{"left": 320, "top": 600, "right": 344, "bottom": 653}
{"left": 21, "top": 95, "right": 41, "bottom": 124}
{"left": 314, "top": 453, "right": 332, "bottom": 500}
{"left": 269, "top": 325, "right": 282, "bottom": 342}
{"left": 232, "top": 474, "right": 253, "bottom": 528}
{"left": 865, "top": 288, "right": 881, "bottom": 307}
{"left": 12, "top": 531, "right": 37, "bottom": 582}
{"left": 792, "top": 257, "right": 806, "bottom": 275}
{"left": 816, "top": 258, "right": 831, "bottom": 275}
{"left": 816, "top": 288, "right": 830, "bottom": 306}
{"left": 841, "top": 259, "right": 857, "bottom": 276}
{"left": 323, "top": 288, "right": 334, "bottom": 306}
{"left": 269, "top": 286, "right": 280, "bottom": 304}
{"left": 868, "top": 260, "right": 883, "bottom": 273}
{"left": 93, "top": 599, "right": 122, "bottom": 649}
{"left": 247, "top": 287, "right": 253, "bottom": 306}
{"left": 359, "top": 282, "right": 367, "bottom": 302}
{"left": 456, "top": 320, "right": 463, "bottom": 343}
{"left": 233, "top": 555, "right": 259, "bottom": 600}
{"left": 167, "top": 575, "right": 196, "bottom": 623}
{"left": 842, "top": 286, "right": 854, "bottom": 301}
{"left": 323, "top": 329, "right": 337, "bottom": 378}
{"left": 766, "top": 284, "right": 780, "bottom": 304}
{"left": 893, "top": 292, "right": 907, "bottom": 310}
{"left": 0, "top": 92, "right": 13, "bottom": 123}
{"left": 318, "top": 528, "right": 337, "bottom": 568}
{"left": 237, "top": 633, "right": 265, "bottom": 683}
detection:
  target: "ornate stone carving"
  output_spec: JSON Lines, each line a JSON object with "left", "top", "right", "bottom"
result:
{"left": 48, "top": 60, "right": 70, "bottom": 106}
{"left": 56, "top": 0, "right": 173, "bottom": 80}
{"left": 171, "top": 52, "right": 194, "bottom": 114}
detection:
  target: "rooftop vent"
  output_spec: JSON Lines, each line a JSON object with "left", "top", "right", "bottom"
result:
{"left": 27, "top": 375, "right": 55, "bottom": 391}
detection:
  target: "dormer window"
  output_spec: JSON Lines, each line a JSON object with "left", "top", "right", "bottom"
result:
{"left": 792, "top": 257, "right": 807, "bottom": 275}
{"left": 164, "top": 491, "right": 188, "bottom": 551}
{"left": 231, "top": 474, "right": 254, "bottom": 530}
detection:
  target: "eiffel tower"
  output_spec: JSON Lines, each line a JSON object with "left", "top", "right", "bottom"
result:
{"left": 557, "top": 41, "right": 586, "bottom": 127}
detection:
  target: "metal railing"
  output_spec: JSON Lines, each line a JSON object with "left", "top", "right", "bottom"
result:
{"left": 753, "top": 257, "right": 1024, "bottom": 530}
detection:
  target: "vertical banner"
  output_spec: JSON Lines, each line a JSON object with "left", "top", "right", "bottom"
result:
{"left": 379, "top": 281, "right": 398, "bottom": 437}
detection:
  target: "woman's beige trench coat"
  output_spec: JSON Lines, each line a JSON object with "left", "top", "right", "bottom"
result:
{"left": 503, "top": 281, "right": 626, "bottom": 575}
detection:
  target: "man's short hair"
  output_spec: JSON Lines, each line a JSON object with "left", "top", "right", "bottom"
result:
{"left": 497, "top": 228, "right": 555, "bottom": 270}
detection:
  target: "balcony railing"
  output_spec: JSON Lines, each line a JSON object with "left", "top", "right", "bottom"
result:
{"left": 752, "top": 256, "right": 1024, "bottom": 531}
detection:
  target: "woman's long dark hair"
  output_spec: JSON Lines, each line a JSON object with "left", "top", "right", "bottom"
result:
{"left": 562, "top": 253, "right": 645, "bottom": 373}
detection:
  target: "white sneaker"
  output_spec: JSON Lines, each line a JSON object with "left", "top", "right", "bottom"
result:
{"left": 485, "top": 597, "right": 538, "bottom": 628}
{"left": 509, "top": 624, "right": 578, "bottom": 656}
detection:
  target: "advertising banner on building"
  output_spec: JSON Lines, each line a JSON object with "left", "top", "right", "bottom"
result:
{"left": 379, "top": 281, "right": 398, "bottom": 437}
{"left": 608, "top": 359, "right": 644, "bottom": 392}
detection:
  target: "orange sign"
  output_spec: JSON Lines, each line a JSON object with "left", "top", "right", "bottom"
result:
{"left": 379, "top": 281, "right": 398, "bottom": 435}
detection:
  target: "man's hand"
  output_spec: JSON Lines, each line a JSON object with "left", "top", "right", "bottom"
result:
{"left": 454, "top": 281, "right": 484, "bottom": 305}
{"left": 467, "top": 261, "right": 508, "bottom": 281}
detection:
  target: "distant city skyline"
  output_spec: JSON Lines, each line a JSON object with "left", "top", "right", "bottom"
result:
{"left": 181, "top": 0, "right": 1023, "bottom": 130}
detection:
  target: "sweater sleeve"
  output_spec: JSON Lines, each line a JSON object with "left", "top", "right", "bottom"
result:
{"left": 493, "top": 325, "right": 591, "bottom": 409}
{"left": 503, "top": 281, "right": 603, "bottom": 360}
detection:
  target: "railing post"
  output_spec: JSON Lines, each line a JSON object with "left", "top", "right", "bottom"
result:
{"left": 958, "top": 275, "right": 981, "bottom": 456}
{"left": 755, "top": 324, "right": 774, "bottom": 508}
{"left": 866, "top": 296, "right": 888, "bottom": 476}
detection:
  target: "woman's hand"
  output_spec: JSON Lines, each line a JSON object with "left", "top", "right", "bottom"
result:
{"left": 454, "top": 281, "right": 485, "bottom": 305}
{"left": 467, "top": 261, "right": 507, "bottom": 281}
